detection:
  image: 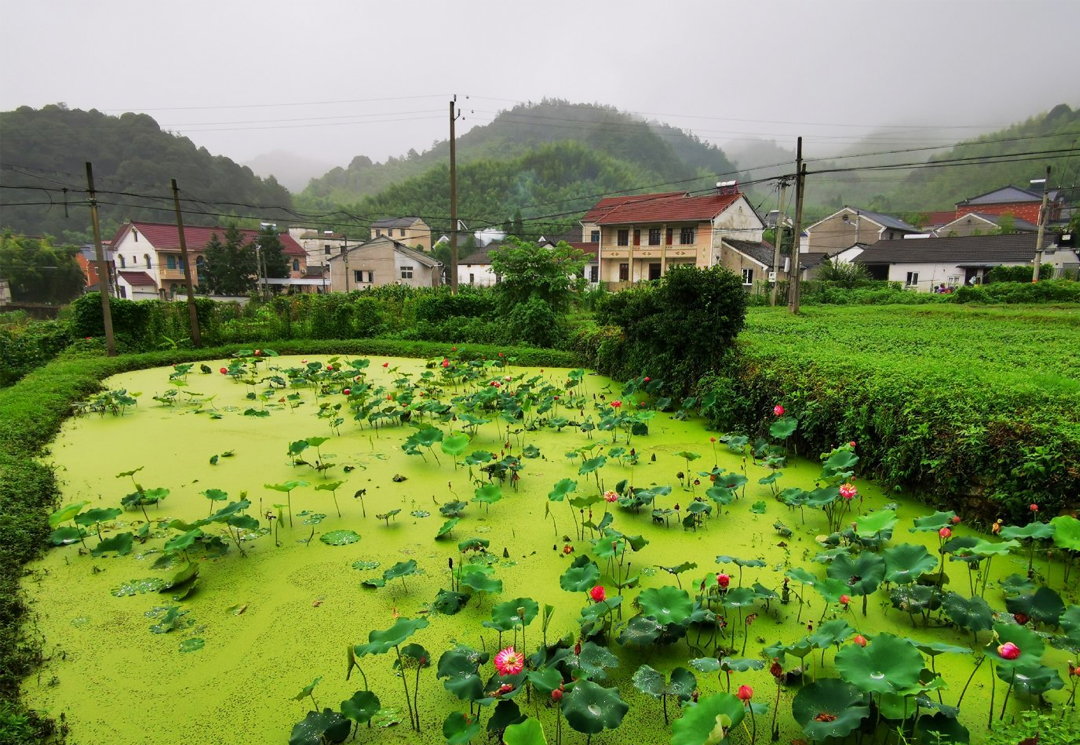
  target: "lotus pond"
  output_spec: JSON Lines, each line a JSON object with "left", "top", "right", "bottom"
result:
{"left": 22, "top": 351, "right": 1080, "bottom": 744}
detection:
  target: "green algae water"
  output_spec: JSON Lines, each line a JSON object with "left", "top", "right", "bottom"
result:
{"left": 21, "top": 356, "right": 1076, "bottom": 744}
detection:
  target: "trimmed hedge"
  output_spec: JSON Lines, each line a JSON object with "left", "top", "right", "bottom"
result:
{"left": 0, "top": 317, "right": 72, "bottom": 387}
{"left": 0, "top": 339, "right": 581, "bottom": 741}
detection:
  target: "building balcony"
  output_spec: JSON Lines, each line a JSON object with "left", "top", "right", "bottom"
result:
{"left": 159, "top": 268, "right": 188, "bottom": 281}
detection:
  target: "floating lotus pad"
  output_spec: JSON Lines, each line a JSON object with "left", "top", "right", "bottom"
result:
{"left": 353, "top": 617, "right": 429, "bottom": 657}
{"left": 835, "top": 633, "right": 923, "bottom": 695}
{"left": 670, "top": 691, "right": 745, "bottom": 745}
{"left": 884, "top": 543, "right": 939, "bottom": 585}
{"left": 319, "top": 530, "right": 360, "bottom": 546}
{"left": 560, "top": 680, "right": 629, "bottom": 735}
{"left": 340, "top": 690, "right": 380, "bottom": 725}
{"left": 637, "top": 586, "right": 693, "bottom": 625}
{"left": 792, "top": 679, "right": 870, "bottom": 740}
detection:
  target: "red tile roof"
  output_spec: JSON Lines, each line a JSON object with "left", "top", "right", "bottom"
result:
{"left": 118, "top": 271, "right": 158, "bottom": 287}
{"left": 596, "top": 192, "right": 742, "bottom": 225}
{"left": 567, "top": 241, "right": 599, "bottom": 263}
{"left": 581, "top": 192, "right": 687, "bottom": 223}
{"left": 117, "top": 222, "right": 306, "bottom": 256}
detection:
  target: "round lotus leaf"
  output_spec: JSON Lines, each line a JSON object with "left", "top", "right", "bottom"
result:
{"left": 999, "top": 522, "right": 1055, "bottom": 542}
{"left": 1061, "top": 605, "right": 1080, "bottom": 647}
{"left": 383, "top": 559, "right": 417, "bottom": 581}
{"left": 722, "top": 587, "right": 758, "bottom": 609}
{"left": 792, "top": 679, "right": 870, "bottom": 740}
{"left": 560, "top": 680, "right": 628, "bottom": 735}
{"left": 353, "top": 616, "right": 429, "bottom": 657}
{"left": 706, "top": 486, "right": 736, "bottom": 505}
{"left": 632, "top": 665, "right": 665, "bottom": 697}
{"left": 769, "top": 417, "right": 797, "bottom": 439}
{"left": 1005, "top": 586, "right": 1066, "bottom": 627}
{"left": 1001, "top": 573, "right": 1036, "bottom": 595}
{"left": 916, "top": 712, "right": 970, "bottom": 744}
{"left": 1002, "top": 662, "right": 1064, "bottom": 697}
{"left": 577, "top": 456, "right": 606, "bottom": 476}
{"left": 878, "top": 692, "right": 919, "bottom": 721}
{"left": 826, "top": 552, "right": 885, "bottom": 595}
{"left": 560, "top": 560, "right": 600, "bottom": 593}
{"left": 666, "top": 667, "right": 697, "bottom": 700}
{"left": 319, "top": 530, "right": 360, "bottom": 546}
{"left": 437, "top": 517, "right": 461, "bottom": 538}
{"left": 969, "top": 538, "right": 1020, "bottom": 557}
{"left": 457, "top": 537, "right": 489, "bottom": 552}
{"left": 526, "top": 667, "right": 563, "bottom": 696}
{"left": 618, "top": 615, "right": 662, "bottom": 646}
{"left": 855, "top": 508, "right": 897, "bottom": 536}
{"left": 813, "top": 577, "right": 851, "bottom": 605}
{"left": 91, "top": 532, "right": 134, "bottom": 557}
{"left": 49, "top": 500, "right": 89, "bottom": 527}
{"left": 638, "top": 586, "right": 693, "bottom": 625}
{"left": 414, "top": 426, "right": 443, "bottom": 447}
{"left": 1051, "top": 515, "right": 1080, "bottom": 551}
{"left": 443, "top": 711, "right": 480, "bottom": 745}
{"left": 993, "top": 623, "right": 1044, "bottom": 671}
{"left": 490, "top": 597, "right": 540, "bottom": 630}
{"left": 441, "top": 433, "right": 470, "bottom": 457}
{"left": 910, "top": 640, "right": 972, "bottom": 658}
{"left": 502, "top": 717, "right": 547, "bottom": 745}
{"left": 487, "top": 699, "right": 526, "bottom": 734}
{"left": 569, "top": 641, "right": 619, "bottom": 681}
{"left": 340, "top": 690, "right": 380, "bottom": 724}
{"left": 437, "top": 647, "right": 488, "bottom": 702}
{"left": 909, "top": 510, "right": 957, "bottom": 533}
{"left": 785, "top": 567, "right": 819, "bottom": 585}
{"left": 460, "top": 571, "right": 502, "bottom": 596}
{"left": 805, "top": 486, "right": 839, "bottom": 507}
{"left": 289, "top": 708, "right": 350, "bottom": 745}
{"left": 808, "top": 619, "right": 855, "bottom": 649}
{"left": 884, "top": 543, "right": 939, "bottom": 585}
{"left": 890, "top": 584, "right": 944, "bottom": 614}
{"left": 474, "top": 484, "right": 503, "bottom": 505}
{"left": 75, "top": 507, "right": 123, "bottom": 527}
{"left": 670, "top": 691, "right": 745, "bottom": 745}
{"left": 547, "top": 478, "right": 577, "bottom": 502}
{"left": 835, "top": 633, "right": 922, "bottom": 695}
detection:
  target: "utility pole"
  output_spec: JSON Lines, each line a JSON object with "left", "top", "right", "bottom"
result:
{"left": 769, "top": 178, "right": 788, "bottom": 306}
{"left": 343, "top": 235, "right": 350, "bottom": 292}
{"left": 170, "top": 179, "right": 201, "bottom": 347}
{"left": 1031, "top": 166, "right": 1052, "bottom": 282}
{"left": 450, "top": 97, "right": 460, "bottom": 293}
{"left": 85, "top": 162, "right": 116, "bottom": 356}
{"left": 788, "top": 138, "right": 806, "bottom": 314}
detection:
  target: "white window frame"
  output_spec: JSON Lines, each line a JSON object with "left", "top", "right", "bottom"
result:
{"left": 905, "top": 271, "right": 919, "bottom": 287}
{"left": 741, "top": 268, "right": 754, "bottom": 285}
{"left": 680, "top": 227, "right": 695, "bottom": 245}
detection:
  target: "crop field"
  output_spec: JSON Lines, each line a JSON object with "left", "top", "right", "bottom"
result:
{"left": 19, "top": 350, "right": 1080, "bottom": 745}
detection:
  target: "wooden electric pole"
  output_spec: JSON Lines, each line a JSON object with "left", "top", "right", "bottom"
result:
{"left": 450, "top": 97, "right": 460, "bottom": 293}
{"left": 1031, "top": 166, "right": 1052, "bottom": 282}
{"left": 770, "top": 178, "right": 788, "bottom": 307}
{"left": 85, "top": 162, "right": 116, "bottom": 356}
{"left": 788, "top": 138, "right": 806, "bottom": 314}
{"left": 170, "top": 179, "right": 201, "bottom": 347}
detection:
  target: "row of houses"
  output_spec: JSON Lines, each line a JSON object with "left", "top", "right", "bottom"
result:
{"left": 80, "top": 179, "right": 1076, "bottom": 300}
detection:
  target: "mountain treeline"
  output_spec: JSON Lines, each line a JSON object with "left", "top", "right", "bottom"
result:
{"left": 0, "top": 105, "right": 293, "bottom": 241}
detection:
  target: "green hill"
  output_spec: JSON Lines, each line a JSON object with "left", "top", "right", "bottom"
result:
{"left": 0, "top": 105, "right": 293, "bottom": 241}
{"left": 302, "top": 100, "right": 738, "bottom": 208}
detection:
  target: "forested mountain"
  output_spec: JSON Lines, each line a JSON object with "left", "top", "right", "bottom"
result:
{"left": 893, "top": 103, "right": 1080, "bottom": 211}
{"left": 0, "top": 105, "right": 293, "bottom": 241}
{"left": 302, "top": 101, "right": 738, "bottom": 206}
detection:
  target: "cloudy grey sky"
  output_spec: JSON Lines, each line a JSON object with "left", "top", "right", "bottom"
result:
{"left": 2, "top": 0, "right": 1078, "bottom": 170}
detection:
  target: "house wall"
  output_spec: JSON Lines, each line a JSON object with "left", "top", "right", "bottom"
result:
{"left": 328, "top": 240, "right": 439, "bottom": 291}
{"left": 371, "top": 221, "right": 432, "bottom": 251}
{"left": 458, "top": 263, "right": 498, "bottom": 287}
{"left": 806, "top": 210, "right": 904, "bottom": 252}
{"left": 936, "top": 215, "right": 1000, "bottom": 237}
{"left": 883, "top": 262, "right": 978, "bottom": 292}
{"left": 957, "top": 203, "right": 1042, "bottom": 224}
{"left": 112, "top": 230, "right": 161, "bottom": 288}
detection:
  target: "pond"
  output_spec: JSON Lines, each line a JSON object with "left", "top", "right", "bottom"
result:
{"left": 22, "top": 353, "right": 1078, "bottom": 744}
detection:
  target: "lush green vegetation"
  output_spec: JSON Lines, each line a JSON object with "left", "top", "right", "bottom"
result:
{"left": 0, "top": 313, "right": 72, "bottom": 387}
{"left": 0, "top": 105, "right": 292, "bottom": 241}
{"left": 698, "top": 304, "right": 1080, "bottom": 523}
{"left": 0, "top": 232, "right": 86, "bottom": 304}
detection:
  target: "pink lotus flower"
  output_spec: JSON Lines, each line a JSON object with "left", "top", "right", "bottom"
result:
{"left": 840, "top": 595, "right": 851, "bottom": 606}
{"left": 737, "top": 684, "right": 753, "bottom": 702}
{"left": 254, "top": 349, "right": 262, "bottom": 356}
{"left": 853, "top": 634, "right": 867, "bottom": 647}
{"left": 494, "top": 646, "right": 524, "bottom": 676}
{"left": 343, "top": 388, "right": 351, "bottom": 396}
{"left": 551, "top": 688, "right": 563, "bottom": 701}
{"left": 773, "top": 405, "right": 785, "bottom": 417}
{"left": 717, "top": 573, "right": 730, "bottom": 589}
{"left": 505, "top": 375, "right": 512, "bottom": 382}
{"left": 644, "top": 376, "right": 650, "bottom": 382}
{"left": 219, "top": 367, "right": 227, "bottom": 375}
{"left": 611, "top": 400, "right": 622, "bottom": 409}
{"left": 951, "top": 515, "right": 961, "bottom": 525}
{"left": 563, "top": 544, "right": 573, "bottom": 555}
{"left": 382, "top": 362, "right": 389, "bottom": 368}
{"left": 1030, "top": 503, "right": 1039, "bottom": 513}
{"left": 441, "top": 358, "right": 450, "bottom": 368}
{"left": 849, "top": 440, "right": 857, "bottom": 448}
{"left": 590, "top": 585, "right": 606, "bottom": 602}
{"left": 301, "top": 359, "right": 308, "bottom": 364}
{"left": 840, "top": 483, "right": 858, "bottom": 500}
{"left": 603, "top": 490, "right": 618, "bottom": 503}
{"left": 939, "top": 527, "right": 952, "bottom": 539}
{"left": 997, "top": 642, "right": 1020, "bottom": 660}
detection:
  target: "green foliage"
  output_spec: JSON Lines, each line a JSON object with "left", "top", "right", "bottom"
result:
{"left": 987, "top": 263, "right": 1055, "bottom": 283}
{"left": 255, "top": 226, "right": 290, "bottom": 280}
{"left": 201, "top": 226, "right": 258, "bottom": 296}
{"left": 597, "top": 264, "right": 748, "bottom": 395}
{"left": 0, "top": 232, "right": 86, "bottom": 304}
{"left": 814, "top": 257, "right": 871, "bottom": 288}
{"left": 0, "top": 315, "right": 71, "bottom": 387}
{"left": 489, "top": 240, "right": 586, "bottom": 314}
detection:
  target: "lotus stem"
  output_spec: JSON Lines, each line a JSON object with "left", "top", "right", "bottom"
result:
{"left": 770, "top": 678, "right": 781, "bottom": 741}
{"left": 413, "top": 658, "right": 422, "bottom": 731}
{"left": 394, "top": 646, "right": 417, "bottom": 731}
{"left": 999, "top": 669, "right": 1016, "bottom": 721}
{"left": 987, "top": 659, "right": 996, "bottom": 731}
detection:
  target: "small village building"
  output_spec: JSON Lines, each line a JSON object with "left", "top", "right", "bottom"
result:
{"left": 326, "top": 236, "right": 442, "bottom": 291}
{"left": 369, "top": 217, "right": 432, "bottom": 251}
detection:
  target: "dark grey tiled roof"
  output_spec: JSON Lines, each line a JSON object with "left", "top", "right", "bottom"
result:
{"left": 797, "top": 252, "right": 831, "bottom": 269}
{"left": 370, "top": 217, "right": 424, "bottom": 229}
{"left": 959, "top": 185, "right": 1041, "bottom": 206}
{"left": 940, "top": 212, "right": 1038, "bottom": 232}
{"left": 724, "top": 239, "right": 778, "bottom": 267}
{"left": 856, "top": 233, "right": 1040, "bottom": 265}
{"left": 856, "top": 209, "right": 919, "bottom": 233}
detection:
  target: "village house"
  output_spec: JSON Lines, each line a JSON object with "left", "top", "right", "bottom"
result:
{"left": 326, "top": 235, "right": 442, "bottom": 291}
{"left": 109, "top": 221, "right": 310, "bottom": 299}
{"left": 955, "top": 184, "right": 1064, "bottom": 225}
{"left": 370, "top": 217, "right": 432, "bottom": 251}
{"left": 935, "top": 212, "right": 1037, "bottom": 237}
{"left": 287, "top": 226, "right": 352, "bottom": 270}
{"left": 804, "top": 207, "right": 921, "bottom": 253}
{"left": 584, "top": 183, "right": 780, "bottom": 289}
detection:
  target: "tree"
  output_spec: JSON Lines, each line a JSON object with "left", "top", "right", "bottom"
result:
{"left": 200, "top": 225, "right": 257, "bottom": 296}
{"left": 255, "top": 226, "right": 289, "bottom": 279}
{"left": 0, "top": 231, "right": 85, "bottom": 303}
{"left": 993, "top": 212, "right": 1017, "bottom": 235}
{"left": 816, "top": 258, "right": 871, "bottom": 288}
{"left": 488, "top": 239, "right": 586, "bottom": 313}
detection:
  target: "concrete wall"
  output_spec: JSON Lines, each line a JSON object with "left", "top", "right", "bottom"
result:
{"left": 371, "top": 221, "right": 432, "bottom": 251}
{"left": 937, "top": 214, "right": 1001, "bottom": 237}
{"left": 327, "top": 239, "right": 439, "bottom": 292}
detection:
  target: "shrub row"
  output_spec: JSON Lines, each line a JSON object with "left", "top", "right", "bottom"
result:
{"left": 0, "top": 316, "right": 72, "bottom": 387}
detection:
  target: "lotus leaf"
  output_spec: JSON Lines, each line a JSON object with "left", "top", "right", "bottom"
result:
{"left": 999, "top": 522, "right": 1055, "bottom": 541}
{"left": 49, "top": 526, "right": 86, "bottom": 545}
{"left": 49, "top": 501, "right": 90, "bottom": 527}
{"left": 720, "top": 657, "right": 764, "bottom": 672}
{"left": 383, "top": 560, "right": 417, "bottom": 583}
{"left": 75, "top": 507, "right": 122, "bottom": 527}
{"left": 353, "top": 617, "right": 429, "bottom": 656}
{"left": 560, "top": 558, "right": 600, "bottom": 593}
{"left": 578, "top": 456, "right": 606, "bottom": 476}
{"left": 821, "top": 449, "right": 859, "bottom": 478}
{"left": 941, "top": 593, "right": 994, "bottom": 632}
{"left": 638, "top": 586, "right": 693, "bottom": 625}
{"left": 826, "top": 551, "right": 885, "bottom": 595}
{"left": 547, "top": 478, "right": 577, "bottom": 502}
{"left": 441, "top": 433, "right": 470, "bottom": 457}
{"left": 1051, "top": 515, "right": 1080, "bottom": 551}
{"left": 460, "top": 571, "right": 502, "bottom": 597}
{"left": 706, "top": 486, "right": 736, "bottom": 505}
{"left": 909, "top": 511, "right": 957, "bottom": 533}
{"left": 968, "top": 539, "right": 1020, "bottom": 557}
{"left": 785, "top": 567, "right": 820, "bottom": 586}
{"left": 792, "top": 679, "right": 870, "bottom": 740}
{"left": 527, "top": 667, "right": 563, "bottom": 695}
{"left": 437, "top": 647, "right": 488, "bottom": 702}
{"left": 433, "top": 589, "right": 469, "bottom": 615}
{"left": 884, "top": 543, "right": 939, "bottom": 585}
{"left": 769, "top": 417, "right": 797, "bottom": 439}
{"left": 1001, "top": 573, "right": 1036, "bottom": 595}
{"left": 993, "top": 623, "right": 1044, "bottom": 671}
{"left": 1062, "top": 605, "right": 1080, "bottom": 647}
{"left": 910, "top": 640, "right": 972, "bottom": 658}
{"left": 340, "top": 690, "right": 380, "bottom": 724}
{"left": 91, "top": 532, "right": 133, "bottom": 557}
{"left": 568, "top": 641, "right": 619, "bottom": 680}
{"left": 618, "top": 615, "right": 662, "bottom": 646}
{"left": 490, "top": 597, "right": 539, "bottom": 630}
{"left": 473, "top": 484, "right": 502, "bottom": 505}
{"left": 319, "top": 530, "right": 360, "bottom": 546}
{"left": 436, "top": 517, "right": 461, "bottom": 538}
{"left": 721, "top": 587, "right": 757, "bottom": 609}
{"left": 688, "top": 657, "right": 721, "bottom": 673}
{"left": 1005, "top": 586, "right": 1065, "bottom": 627}
{"left": 288, "top": 709, "right": 350, "bottom": 745}
{"left": 916, "top": 712, "right": 970, "bottom": 745}
{"left": 443, "top": 711, "right": 480, "bottom": 745}
{"left": 502, "top": 718, "right": 547, "bottom": 745}
{"left": 670, "top": 691, "right": 745, "bottom": 745}
{"left": 458, "top": 537, "right": 489, "bottom": 552}
{"left": 162, "top": 561, "right": 198, "bottom": 590}
{"left": 835, "top": 633, "right": 922, "bottom": 694}
{"left": 560, "top": 680, "right": 628, "bottom": 735}
{"left": 855, "top": 508, "right": 897, "bottom": 536}
{"left": 812, "top": 577, "right": 851, "bottom": 605}
{"left": 890, "top": 584, "right": 943, "bottom": 615}
{"left": 487, "top": 699, "right": 526, "bottom": 733}
{"left": 1005, "top": 662, "right": 1064, "bottom": 696}
{"left": 808, "top": 619, "right": 855, "bottom": 648}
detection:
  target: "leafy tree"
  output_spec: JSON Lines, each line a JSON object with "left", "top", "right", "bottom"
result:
{"left": 255, "top": 226, "right": 290, "bottom": 279}
{"left": 200, "top": 226, "right": 257, "bottom": 296}
{"left": 0, "top": 231, "right": 85, "bottom": 303}
{"left": 816, "top": 258, "right": 871, "bottom": 288}
{"left": 488, "top": 239, "right": 586, "bottom": 313}
{"left": 763, "top": 226, "right": 795, "bottom": 255}
{"left": 597, "top": 265, "right": 747, "bottom": 395}
{"left": 993, "top": 212, "right": 1017, "bottom": 234}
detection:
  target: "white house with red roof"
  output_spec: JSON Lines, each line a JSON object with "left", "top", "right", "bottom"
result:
{"left": 584, "top": 184, "right": 771, "bottom": 287}
{"left": 109, "top": 221, "right": 309, "bottom": 299}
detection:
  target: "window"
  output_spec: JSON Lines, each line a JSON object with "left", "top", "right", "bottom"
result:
{"left": 648, "top": 228, "right": 661, "bottom": 246}
{"left": 590, "top": 265, "right": 598, "bottom": 282}
{"left": 324, "top": 244, "right": 331, "bottom": 255}
{"left": 618, "top": 263, "right": 629, "bottom": 281}
{"left": 947, "top": 275, "right": 960, "bottom": 287}
{"left": 166, "top": 255, "right": 177, "bottom": 270}
{"left": 633, "top": 229, "right": 641, "bottom": 246}
{"left": 366, "top": 271, "right": 374, "bottom": 283}
{"left": 119, "top": 255, "right": 126, "bottom": 268}
{"left": 118, "top": 286, "right": 127, "bottom": 298}
{"left": 469, "top": 273, "right": 475, "bottom": 284}
{"left": 354, "top": 270, "right": 364, "bottom": 284}
{"left": 133, "top": 231, "right": 138, "bottom": 242}
{"left": 590, "top": 230, "right": 600, "bottom": 243}
{"left": 741, "top": 268, "right": 754, "bottom": 285}
{"left": 666, "top": 228, "right": 673, "bottom": 245}
{"left": 292, "top": 259, "right": 300, "bottom": 271}
{"left": 399, "top": 229, "right": 406, "bottom": 237}
{"left": 375, "top": 229, "right": 382, "bottom": 237}
{"left": 905, "top": 271, "right": 919, "bottom": 287}
{"left": 401, "top": 265, "right": 414, "bottom": 280}
{"left": 144, "top": 254, "right": 151, "bottom": 269}
{"left": 680, "top": 227, "right": 695, "bottom": 245}
{"left": 617, "top": 229, "right": 629, "bottom": 246}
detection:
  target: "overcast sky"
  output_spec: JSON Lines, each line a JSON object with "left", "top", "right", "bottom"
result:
{"left": 2, "top": 0, "right": 1078, "bottom": 169}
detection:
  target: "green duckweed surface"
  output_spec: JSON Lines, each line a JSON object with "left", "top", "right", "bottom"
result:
{"left": 21, "top": 356, "right": 1075, "bottom": 744}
